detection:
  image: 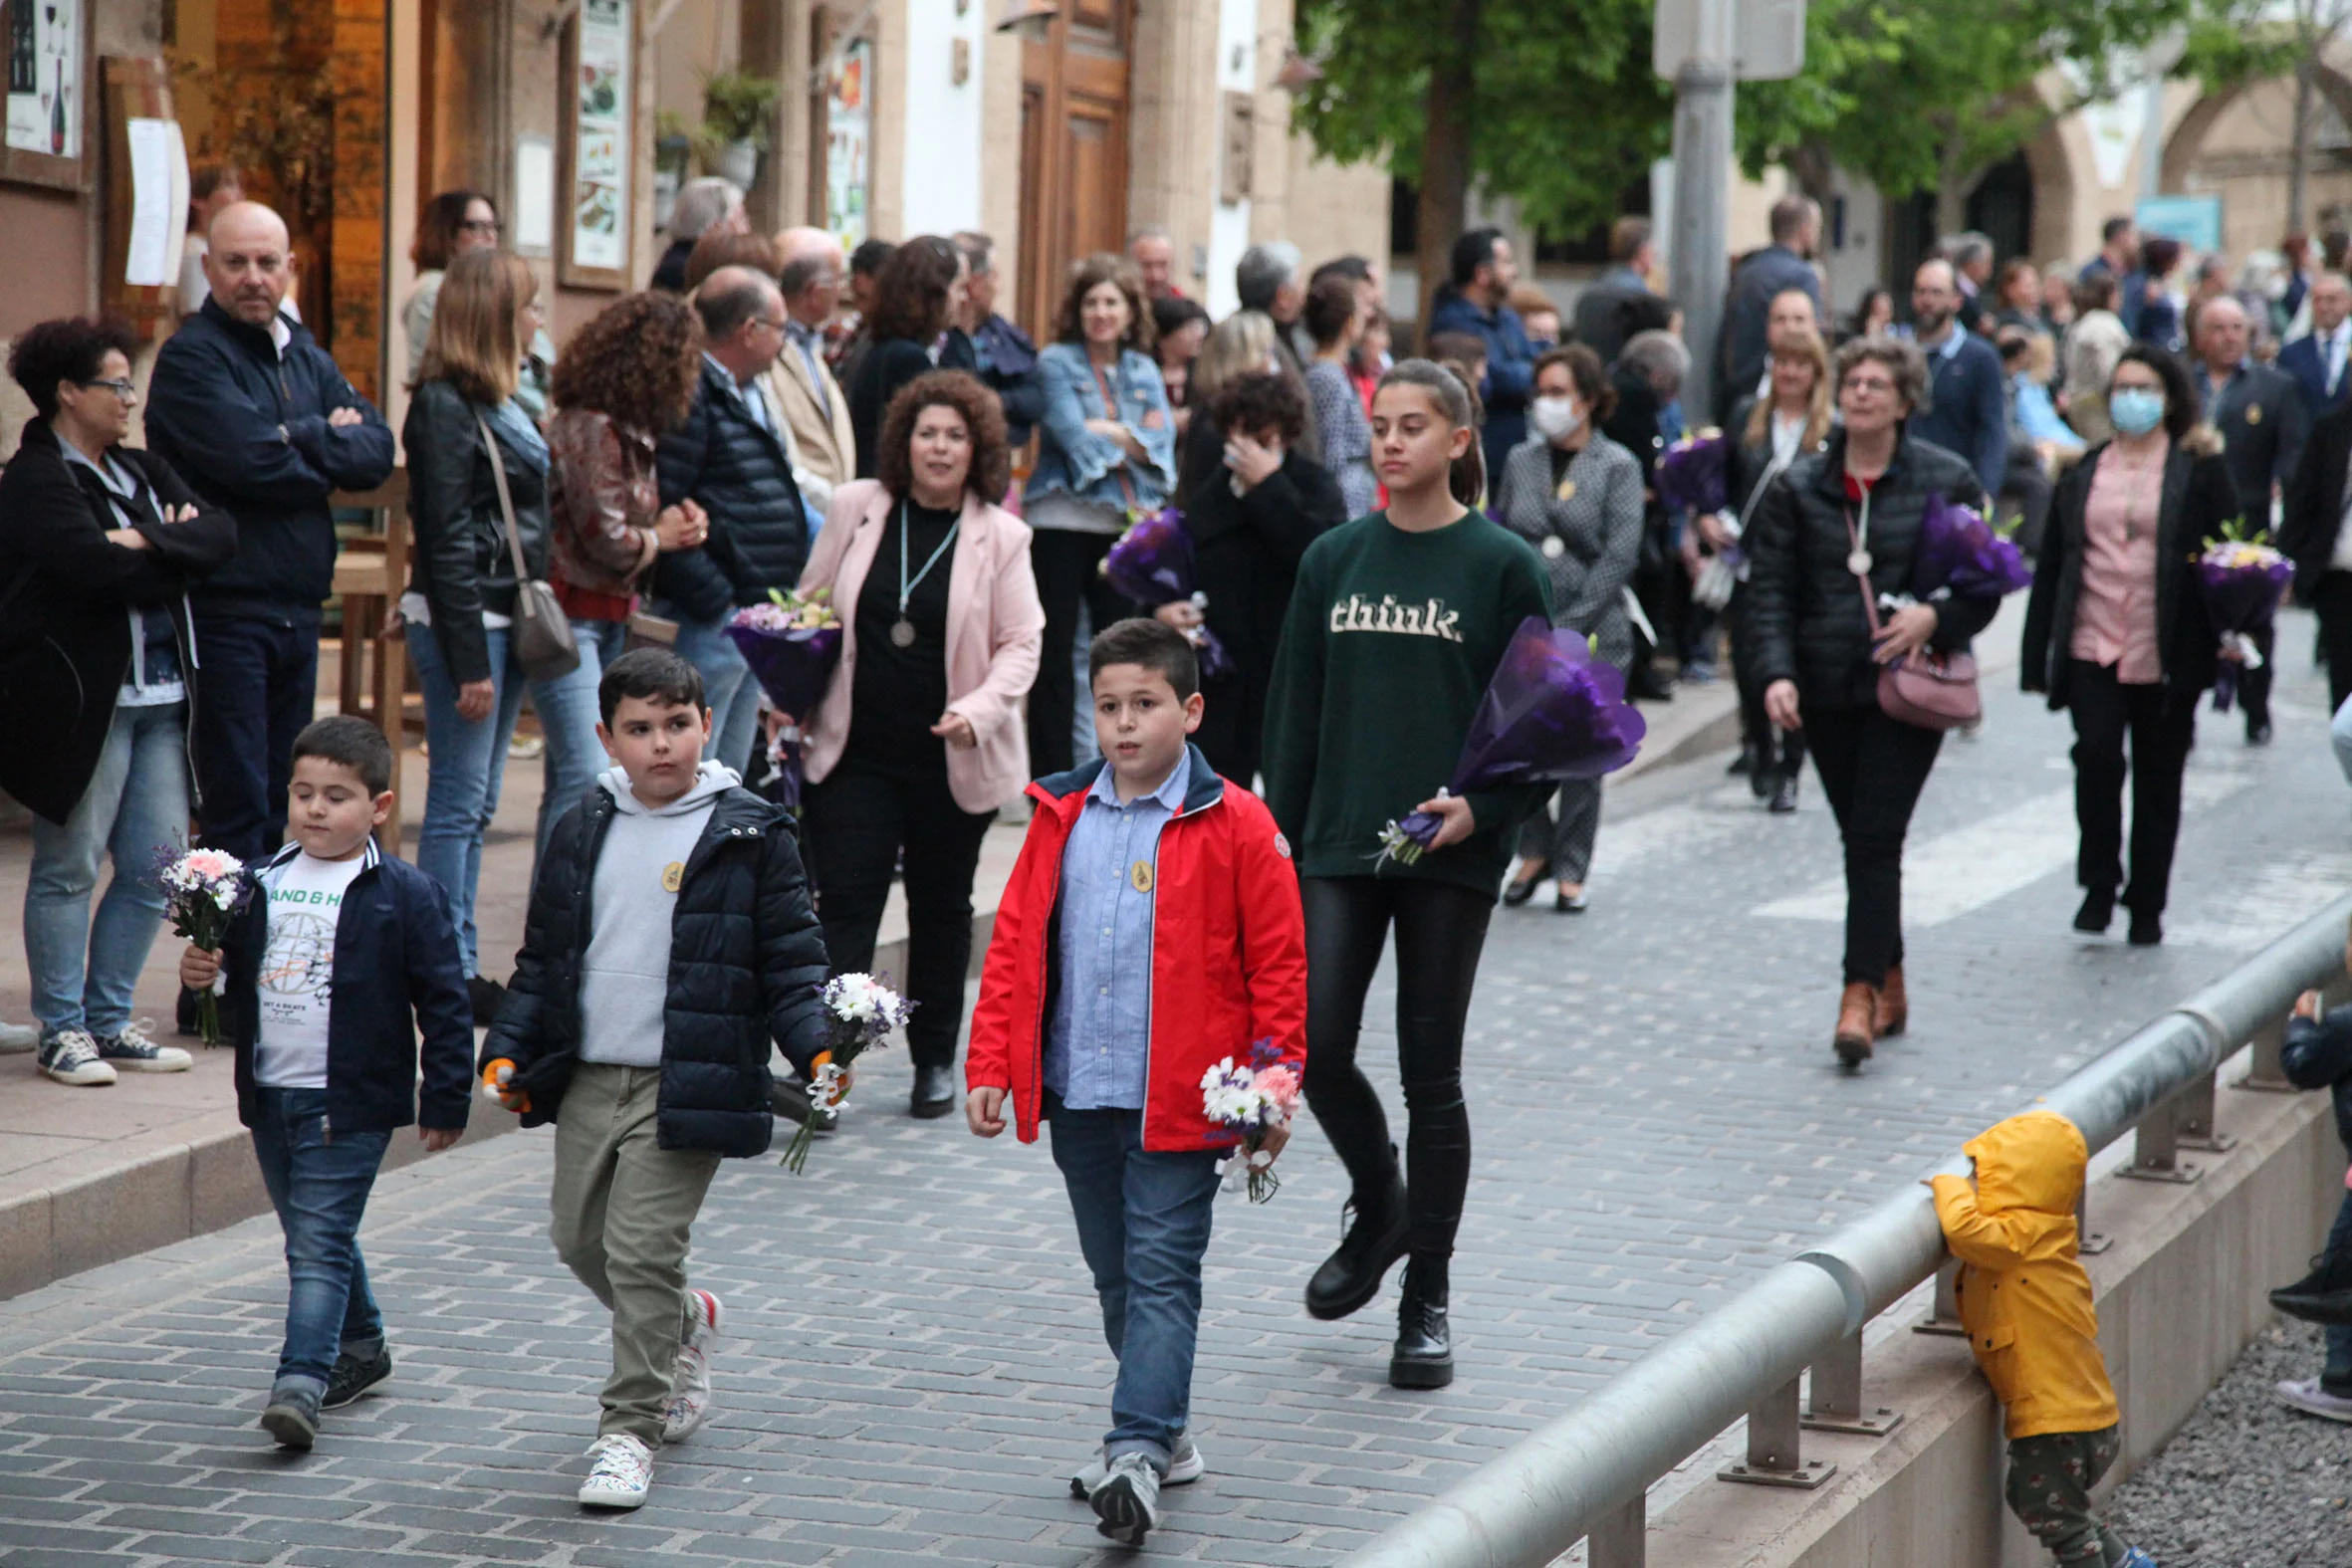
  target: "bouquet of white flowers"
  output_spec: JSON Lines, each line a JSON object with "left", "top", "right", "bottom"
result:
{"left": 155, "top": 845, "right": 252, "bottom": 1046}
{"left": 1200, "top": 1040, "right": 1300, "bottom": 1203}
{"left": 780, "top": 973, "right": 915, "bottom": 1173}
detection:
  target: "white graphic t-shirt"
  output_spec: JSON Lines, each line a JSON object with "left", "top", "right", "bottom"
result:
{"left": 254, "top": 852, "right": 365, "bottom": 1089}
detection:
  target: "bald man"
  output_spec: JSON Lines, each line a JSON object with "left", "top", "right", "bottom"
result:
{"left": 146, "top": 200, "right": 394, "bottom": 866}
{"left": 769, "top": 227, "right": 857, "bottom": 489}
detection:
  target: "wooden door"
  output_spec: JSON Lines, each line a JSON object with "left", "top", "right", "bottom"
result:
{"left": 1016, "top": 0, "right": 1130, "bottom": 341}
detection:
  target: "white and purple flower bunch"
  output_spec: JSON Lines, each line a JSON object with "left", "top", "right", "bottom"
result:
{"left": 154, "top": 845, "right": 254, "bottom": 1046}
{"left": 781, "top": 973, "right": 916, "bottom": 1174}
{"left": 1200, "top": 1040, "right": 1300, "bottom": 1203}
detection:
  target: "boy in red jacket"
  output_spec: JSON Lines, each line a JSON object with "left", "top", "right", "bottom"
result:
{"left": 967, "top": 617, "right": 1307, "bottom": 1548}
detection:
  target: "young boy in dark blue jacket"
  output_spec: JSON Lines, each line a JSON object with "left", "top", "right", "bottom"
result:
{"left": 178, "top": 717, "right": 472, "bottom": 1452}
{"left": 2271, "top": 924, "right": 2352, "bottom": 1423}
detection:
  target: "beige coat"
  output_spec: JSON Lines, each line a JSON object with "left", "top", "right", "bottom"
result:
{"left": 769, "top": 339, "right": 857, "bottom": 491}
{"left": 798, "top": 479, "right": 1045, "bottom": 813}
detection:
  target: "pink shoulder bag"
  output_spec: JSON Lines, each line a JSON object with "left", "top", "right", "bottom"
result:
{"left": 1849, "top": 510, "right": 1980, "bottom": 731}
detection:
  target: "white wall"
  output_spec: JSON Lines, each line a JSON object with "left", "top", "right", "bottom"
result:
{"left": 897, "top": 0, "right": 986, "bottom": 237}
{"left": 1819, "top": 165, "right": 1882, "bottom": 331}
{"left": 1203, "top": 0, "right": 1258, "bottom": 319}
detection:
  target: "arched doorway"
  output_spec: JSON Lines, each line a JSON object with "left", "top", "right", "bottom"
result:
{"left": 1884, "top": 151, "right": 2037, "bottom": 286}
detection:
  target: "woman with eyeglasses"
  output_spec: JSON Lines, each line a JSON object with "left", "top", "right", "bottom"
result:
{"left": 0, "top": 316, "right": 236, "bottom": 1086}
{"left": 404, "top": 191, "right": 558, "bottom": 421}
{"left": 1742, "top": 336, "right": 1996, "bottom": 1071}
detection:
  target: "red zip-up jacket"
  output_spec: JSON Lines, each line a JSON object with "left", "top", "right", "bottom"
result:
{"left": 967, "top": 745, "right": 1307, "bottom": 1152}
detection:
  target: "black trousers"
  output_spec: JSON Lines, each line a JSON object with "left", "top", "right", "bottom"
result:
{"left": 1299, "top": 875, "right": 1494, "bottom": 1261}
{"left": 2315, "top": 570, "right": 2352, "bottom": 715}
{"left": 191, "top": 609, "right": 320, "bottom": 860}
{"left": 802, "top": 741, "right": 997, "bottom": 1068}
{"left": 2237, "top": 622, "right": 2277, "bottom": 736}
{"left": 1725, "top": 588, "right": 1804, "bottom": 781}
{"left": 1193, "top": 671, "right": 1267, "bottom": 789}
{"left": 1803, "top": 704, "right": 1944, "bottom": 987}
{"left": 2066, "top": 661, "right": 2197, "bottom": 918}
{"left": 1028, "top": 528, "right": 1132, "bottom": 778}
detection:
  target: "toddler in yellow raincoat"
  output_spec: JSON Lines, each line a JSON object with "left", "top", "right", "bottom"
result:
{"left": 1930, "top": 1110, "right": 2157, "bottom": 1568}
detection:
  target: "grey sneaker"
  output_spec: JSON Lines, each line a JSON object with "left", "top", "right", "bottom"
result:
{"left": 0, "top": 1018, "right": 36, "bottom": 1053}
{"left": 37, "top": 1029, "right": 116, "bottom": 1087}
{"left": 97, "top": 1020, "right": 192, "bottom": 1073}
{"left": 1071, "top": 1432, "right": 1203, "bottom": 1498}
{"left": 2276, "top": 1376, "right": 2352, "bottom": 1424}
{"left": 1090, "top": 1452, "right": 1161, "bottom": 1546}
{"left": 259, "top": 1384, "right": 321, "bottom": 1450}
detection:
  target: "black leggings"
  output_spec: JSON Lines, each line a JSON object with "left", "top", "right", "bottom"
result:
{"left": 1027, "top": 528, "right": 1132, "bottom": 778}
{"left": 1803, "top": 704, "right": 1944, "bottom": 988}
{"left": 1300, "top": 875, "right": 1494, "bottom": 1261}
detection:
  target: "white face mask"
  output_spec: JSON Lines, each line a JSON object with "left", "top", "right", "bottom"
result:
{"left": 1529, "top": 394, "right": 1582, "bottom": 442}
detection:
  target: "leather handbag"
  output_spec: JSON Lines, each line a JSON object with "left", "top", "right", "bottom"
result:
{"left": 475, "top": 413, "right": 581, "bottom": 681}
{"left": 1849, "top": 515, "right": 1980, "bottom": 730}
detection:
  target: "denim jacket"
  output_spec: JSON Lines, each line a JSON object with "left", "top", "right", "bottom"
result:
{"left": 1024, "top": 342, "right": 1178, "bottom": 511}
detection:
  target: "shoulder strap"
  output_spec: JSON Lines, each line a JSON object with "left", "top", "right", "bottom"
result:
{"left": 474, "top": 412, "right": 530, "bottom": 584}
{"left": 1842, "top": 508, "right": 1882, "bottom": 636}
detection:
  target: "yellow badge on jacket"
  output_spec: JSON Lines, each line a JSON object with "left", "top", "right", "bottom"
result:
{"left": 1554, "top": 478, "right": 1577, "bottom": 502}
{"left": 2247, "top": 402, "right": 2263, "bottom": 425}
{"left": 1129, "top": 860, "right": 1154, "bottom": 893}
{"left": 661, "top": 861, "right": 684, "bottom": 893}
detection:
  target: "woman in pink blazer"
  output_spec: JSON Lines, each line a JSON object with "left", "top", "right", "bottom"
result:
{"left": 797, "top": 369, "right": 1046, "bottom": 1118}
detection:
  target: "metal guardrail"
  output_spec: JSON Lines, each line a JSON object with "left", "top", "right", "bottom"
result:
{"left": 1347, "top": 894, "right": 2352, "bottom": 1568}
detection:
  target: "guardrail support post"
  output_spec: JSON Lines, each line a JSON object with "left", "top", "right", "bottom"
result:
{"left": 1719, "top": 1375, "right": 1835, "bottom": 1488}
{"left": 1915, "top": 1256, "right": 1967, "bottom": 1336}
{"left": 2119, "top": 1087, "right": 2204, "bottom": 1184}
{"left": 2236, "top": 1014, "right": 2294, "bottom": 1092}
{"left": 2173, "top": 1065, "right": 2235, "bottom": 1153}
{"left": 1587, "top": 1493, "right": 1645, "bottom": 1568}
{"left": 1800, "top": 1329, "right": 1903, "bottom": 1436}
{"left": 2076, "top": 1186, "right": 2111, "bottom": 1256}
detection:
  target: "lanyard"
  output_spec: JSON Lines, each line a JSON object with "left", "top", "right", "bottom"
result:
{"left": 894, "top": 499, "right": 961, "bottom": 637}
{"left": 1842, "top": 480, "right": 1876, "bottom": 577}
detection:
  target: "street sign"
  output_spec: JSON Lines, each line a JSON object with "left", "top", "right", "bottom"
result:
{"left": 1654, "top": 0, "right": 1806, "bottom": 82}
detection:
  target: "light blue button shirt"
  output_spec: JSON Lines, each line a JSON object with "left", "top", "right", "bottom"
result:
{"left": 1045, "top": 751, "right": 1191, "bottom": 1110}
{"left": 705, "top": 350, "right": 771, "bottom": 430}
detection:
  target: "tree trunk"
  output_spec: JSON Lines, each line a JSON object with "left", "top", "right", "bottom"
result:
{"left": 1413, "top": 0, "right": 1480, "bottom": 350}
{"left": 1787, "top": 140, "right": 1835, "bottom": 206}
{"left": 2289, "top": 56, "right": 2315, "bottom": 236}
{"left": 1934, "top": 128, "right": 1969, "bottom": 238}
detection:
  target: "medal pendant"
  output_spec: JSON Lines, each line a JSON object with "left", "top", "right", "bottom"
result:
{"left": 889, "top": 618, "right": 917, "bottom": 648}
{"left": 1847, "top": 549, "right": 1873, "bottom": 576}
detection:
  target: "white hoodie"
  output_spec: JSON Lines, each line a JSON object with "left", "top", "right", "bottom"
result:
{"left": 577, "top": 761, "right": 739, "bottom": 1069}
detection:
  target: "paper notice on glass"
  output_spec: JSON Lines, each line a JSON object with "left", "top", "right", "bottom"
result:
{"left": 515, "top": 134, "right": 555, "bottom": 253}
{"left": 124, "top": 117, "right": 177, "bottom": 286}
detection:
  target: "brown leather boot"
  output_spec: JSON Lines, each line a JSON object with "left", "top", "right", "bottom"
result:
{"left": 1834, "top": 983, "right": 1877, "bottom": 1070}
{"left": 1875, "top": 966, "right": 1908, "bottom": 1038}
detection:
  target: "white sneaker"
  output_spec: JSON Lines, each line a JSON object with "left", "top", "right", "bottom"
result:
{"left": 1071, "top": 1432, "right": 1204, "bottom": 1497}
{"left": 578, "top": 1433, "right": 654, "bottom": 1508}
{"left": 1091, "top": 1452, "right": 1161, "bottom": 1546}
{"left": 662, "top": 1288, "right": 721, "bottom": 1442}
{"left": 97, "top": 1020, "right": 192, "bottom": 1073}
{"left": 37, "top": 1030, "right": 116, "bottom": 1087}
{"left": 0, "top": 1018, "right": 36, "bottom": 1054}
{"left": 2276, "top": 1376, "right": 2352, "bottom": 1424}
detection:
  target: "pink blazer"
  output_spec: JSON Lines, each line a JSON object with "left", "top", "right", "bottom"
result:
{"left": 799, "top": 479, "right": 1046, "bottom": 813}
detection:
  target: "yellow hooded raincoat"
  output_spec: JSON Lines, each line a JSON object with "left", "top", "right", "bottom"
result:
{"left": 1929, "top": 1110, "right": 2121, "bottom": 1440}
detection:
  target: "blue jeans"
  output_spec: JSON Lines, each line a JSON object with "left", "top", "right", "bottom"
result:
{"left": 2324, "top": 1189, "right": 2352, "bottom": 1395}
{"left": 405, "top": 620, "right": 579, "bottom": 975}
{"left": 1048, "top": 1105, "right": 1222, "bottom": 1466}
{"left": 190, "top": 609, "right": 320, "bottom": 861}
{"left": 533, "top": 618, "right": 630, "bottom": 860}
{"left": 652, "top": 603, "right": 761, "bottom": 778}
{"left": 249, "top": 1087, "right": 390, "bottom": 1394}
{"left": 24, "top": 701, "right": 189, "bottom": 1038}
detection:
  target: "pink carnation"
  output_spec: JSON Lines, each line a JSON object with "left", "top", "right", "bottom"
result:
{"left": 179, "top": 849, "right": 241, "bottom": 881}
{"left": 1252, "top": 1064, "right": 1300, "bottom": 1114}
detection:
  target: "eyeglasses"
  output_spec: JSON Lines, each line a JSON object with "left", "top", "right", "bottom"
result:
{"left": 752, "top": 317, "right": 788, "bottom": 335}
{"left": 1843, "top": 375, "right": 1897, "bottom": 395}
{"left": 78, "top": 377, "right": 137, "bottom": 404}
{"left": 459, "top": 218, "right": 502, "bottom": 237}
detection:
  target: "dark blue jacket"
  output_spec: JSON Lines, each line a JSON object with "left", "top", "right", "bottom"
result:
{"left": 1719, "top": 245, "right": 1822, "bottom": 422}
{"left": 971, "top": 313, "right": 1046, "bottom": 447}
{"left": 2197, "top": 360, "right": 2308, "bottom": 519}
{"left": 484, "top": 781, "right": 832, "bottom": 1158}
{"left": 2284, "top": 1009, "right": 2352, "bottom": 1156}
{"left": 1909, "top": 330, "right": 2010, "bottom": 500}
{"left": 2276, "top": 334, "right": 2350, "bottom": 420}
{"left": 144, "top": 300, "right": 394, "bottom": 615}
{"left": 223, "top": 840, "right": 474, "bottom": 1135}
{"left": 652, "top": 358, "right": 812, "bottom": 625}
{"left": 1428, "top": 284, "right": 1537, "bottom": 487}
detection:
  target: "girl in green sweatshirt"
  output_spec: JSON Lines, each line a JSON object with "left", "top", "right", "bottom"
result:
{"left": 1262, "top": 360, "right": 1551, "bottom": 1392}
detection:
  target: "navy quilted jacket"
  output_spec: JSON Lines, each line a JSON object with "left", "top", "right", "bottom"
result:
{"left": 652, "top": 358, "right": 812, "bottom": 625}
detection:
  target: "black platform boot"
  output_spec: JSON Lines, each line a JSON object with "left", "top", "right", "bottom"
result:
{"left": 1389, "top": 1255, "right": 1454, "bottom": 1390}
{"left": 1303, "top": 1150, "right": 1409, "bottom": 1321}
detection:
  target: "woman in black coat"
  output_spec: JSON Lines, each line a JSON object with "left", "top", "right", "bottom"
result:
{"left": 1743, "top": 336, "right": 1996, "bottom": 1070}
{"left": 398, "top": 248, "right": 562, "bottom": 1008}
{"left": 0, "top": 316, "right": 234, "bottom": 1082}
{"left": 848, "top": 236, "right": 966, "bottom": 479}
{"left": 2022, "top": 347, "right": 2235, "bottom": 947}
{"left": 1158, "top": 370, "right": 1346, "bottom": 784}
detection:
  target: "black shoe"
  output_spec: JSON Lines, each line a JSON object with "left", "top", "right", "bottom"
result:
{"left": 259, "top": 1385, "right": 321, "bottom": 1451}
{"left": 1502, "top": 862, "right": 1547, "bottom": 907}
{"left": 1554, "top": 888, "right": 1588, "bottom": 914}
{"left": 2074, "top": 890, "right": 2114, "bottom": 934}
{"left": 2272, "top": 1252, "right": 2352, "bottom": 1325}
{"left": 175, "top": 984, "right": 202, "bottom": 1039}
{"left": 2248, "top": 722, "right": 2273, "bottom": 746}
{"left": 1727, "top": 745, "right": 1756, "bottom": 778}
{"left": 773, "top": 1075, "right": 837, "bottom": 1134}
{"left": 2128, "top": 912, "right": 2163, "bottom": 947}
{"left": 1767, "top": 776, "right": 1798, "bottom": 814}
{"left": 322, "top": 1346, "right": 392, "bottom": 1410}
{"left": 1389, "top": 1256, "right": 1454, "bottom": 1390}
{"left": 1304, "top": 1158, "right": 1409, "bottom": 1321}
{"left": 910, "top": 1061, "right": 958, "bottom": 1119}
{"left": 466, "top": 975, "right": 509, "bottom": 1027}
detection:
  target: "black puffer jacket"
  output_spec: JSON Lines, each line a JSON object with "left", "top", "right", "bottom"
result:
{"left": 402, "top": 379, "right": 554, "bottom": 685}
{"left": 483, "top": 781, "right": 831, "bottom": 1158}
{"left": 653, "top": 357, "right": 811, "bottom": 624}
{"left": 1743, "top": 428, "right": 1998, "bottom": 710}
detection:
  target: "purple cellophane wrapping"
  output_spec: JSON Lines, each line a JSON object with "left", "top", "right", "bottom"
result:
{"left": 724, "top": 620, "right": 843, "bottom": 719}
{"left": 1654, "top": 432, "right": 1731, "bottom": 517}
{"left": 2199, "top": 551, "right": 2293, "bottom": 712}
{"left": 1914, "top": 492, "right": 2031, "bottom": 597}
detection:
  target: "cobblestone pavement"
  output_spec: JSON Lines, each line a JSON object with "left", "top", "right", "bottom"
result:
{"left": 3, "top": 614, "right": 2349, "bottom": 1567}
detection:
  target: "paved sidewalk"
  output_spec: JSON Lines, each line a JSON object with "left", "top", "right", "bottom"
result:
{"left": 0, "top": 610, "right": 2347, "bottom": 1566}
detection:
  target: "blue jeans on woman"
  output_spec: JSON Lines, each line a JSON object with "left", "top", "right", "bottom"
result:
{"left": 532, "top": 618, "right": 631, "bottom": 858}
{"left": 405, "top": 622, "right": 594, "bottom": 975}
{"left": 652, "top": 603, "right": 762, "bottom": 777}
{"left": 249, "top": 1086, "right": 390, "bottom": 1396}
{"left": 23, "top": 700, "right": 188, "bottom": 1039}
